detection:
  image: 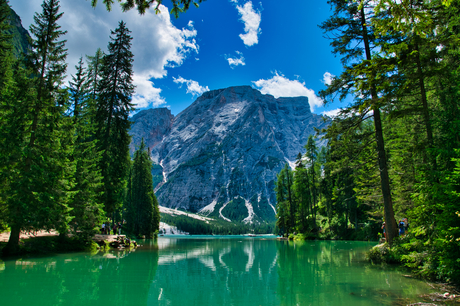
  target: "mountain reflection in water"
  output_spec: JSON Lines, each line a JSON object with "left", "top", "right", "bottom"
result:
{"left": 0, "top": 237, "right": 438, "bottom": 306}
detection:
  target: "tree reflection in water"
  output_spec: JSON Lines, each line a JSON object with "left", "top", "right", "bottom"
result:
{"left": 0, "top": 238, "right": 438, "bottom": 306}
{"left": 0, "top": 242, "right": 159, "bottom": 306}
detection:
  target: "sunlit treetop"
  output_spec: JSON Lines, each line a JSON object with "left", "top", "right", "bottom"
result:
{"left": 91, "top": 0, "right": 206, "bottom": 18}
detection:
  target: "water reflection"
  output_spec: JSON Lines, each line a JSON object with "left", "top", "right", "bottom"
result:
{"left": 0, "top": 238, "right": 438, "bottom": 306}
{"left": 149, "top": 238, "right": 280, "bottom": 306}
{"left": 0, "top": 244, "right": 159, "bottom": 306}
{"left": 275, "top": 240, "right": 435, "bottom": 306}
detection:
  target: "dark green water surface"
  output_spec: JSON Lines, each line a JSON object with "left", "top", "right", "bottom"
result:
{"left": 0, "top": 237, "right": 438, "bottom": 305}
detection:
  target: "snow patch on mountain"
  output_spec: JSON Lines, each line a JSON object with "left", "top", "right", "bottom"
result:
{"left": 199, "top": 198, "right": 217, "bottom": 215}
{"left": 160, "top": 206, "right": 213, "bottom": 222}
{"left": 285, "top": 157, "right": 297, "bottom": 170}
{"left": 219, "top": 201, "right": 232, "bottom": 222}
{"left": 242, "top": 197, "right": 254, "bottom": 224}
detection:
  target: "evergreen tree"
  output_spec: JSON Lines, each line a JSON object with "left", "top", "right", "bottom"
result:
{"left": 2, "top": 0, "right": 74, "bottom": 254}
{"left": 0, "top": 0, "right": 14, "bottom": 232}
{"left": 96, "top": 21, "right": 135, "bottom": 219}
{"left": 275, "top": 164, "right": 294, "bottom": 236}
{"left": 126, "top": 139, "right": 160, "bottom": 238}
{"left": 319, "top": 0, "right": 398, "bottom": 245}
{"left": 91, "top": 0, "right": 205, "bottom": 17}
{"left": 305, "top": 135, "right": 318, "bottom": 220}
{"left": 68, "top": 57, "right": 105, "bottom": 240}
{"left": 0, "top": 0, "right": 13, "bottom": 87}
{"left": 293, "top": 166, "right": 311, "bottom": 233}
{"left": 86, "top": 48, "right": 104, "bottom": 105}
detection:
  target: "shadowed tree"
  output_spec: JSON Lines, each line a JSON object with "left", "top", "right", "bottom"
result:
{"left": 126, "top": 139, "right": 160, "bottom": 238}
{"left": 2, "top": 0, "right": 74, "bottom": 254}
{"left": 96, "top": 20, "right": 135, "bottom": 220}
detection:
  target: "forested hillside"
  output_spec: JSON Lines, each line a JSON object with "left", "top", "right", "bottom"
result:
{"left": 274, "top": 0, "right": 460, "bottom": 285}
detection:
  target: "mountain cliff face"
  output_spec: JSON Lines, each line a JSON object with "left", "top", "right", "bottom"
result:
{"left": 130, "top": 86, "right": 328, "bottom": 224}
{"left": 6, "top": 6, "right": 31, "bottom": 59}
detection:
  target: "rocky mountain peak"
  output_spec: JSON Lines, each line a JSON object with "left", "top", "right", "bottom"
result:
{"left": 129, "top": 86, "right": 328, "bottom": 225}
{"left": 129, "top": 108, "right": 174, "bottom": 154}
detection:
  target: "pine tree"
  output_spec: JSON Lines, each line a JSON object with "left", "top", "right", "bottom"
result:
{"left": 319, "top": 0, "right": 398, "bottom": 245}
{"left": 2, "top": 0, "right": 73, "bottom": 254}
{"left": 275, "top": 164, "right": 294, "bottom": 236}
{"left": 86, "top": 48, "right": 104, "bottom": 106}
{"left": 96, "top": 21, "right": 135, "bottom": 219}
{"left": 0, "top": 0, "right": 15, "bottom": 232}
{"left": 68, "top": 57, "right": 105, "bottom": 240}
{"left": 293, "top": 166, "right": 311, "bottom": 233}
{"left": 126, "top": 139, "right": 160, "bottom": 238}
{"left": 305, "top": 135, "right": 318, "bottom": 221}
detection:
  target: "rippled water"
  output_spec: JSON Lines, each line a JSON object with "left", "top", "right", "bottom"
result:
{"left": 0, "top": 236, "right": 438, "bottom": 305}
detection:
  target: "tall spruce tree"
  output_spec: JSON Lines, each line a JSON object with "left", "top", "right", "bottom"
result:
{"left": 2, "top": 0, "right": 74, "bottom": 254}
{"left": 0, "top": 0, "right": 14, "bottom": 232}
{"left": 96, "top": 21, "right": 135, "bottom": 219}
{"left": 86, "top": 48, "right": 104, "bottom": 105}
{"left": 126, "top": 139, "right": 160, "bottom": 238}
{"left": 68, "top": 57, "right": 104, "bottom": 240}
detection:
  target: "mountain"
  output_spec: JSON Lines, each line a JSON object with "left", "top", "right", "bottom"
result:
{"left": 130, "top": 86, "right": 328, "bottom": 224}
{"left": 5, "top": 6, "right": 30, "bottom": 59}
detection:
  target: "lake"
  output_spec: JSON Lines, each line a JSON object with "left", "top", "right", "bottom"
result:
{"left": 0, "top": 236, "right": 439, "bottom": 305}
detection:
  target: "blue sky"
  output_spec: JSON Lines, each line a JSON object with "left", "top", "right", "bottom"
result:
{"left": 11, "top": 0, "right": 345, "bottom": 117}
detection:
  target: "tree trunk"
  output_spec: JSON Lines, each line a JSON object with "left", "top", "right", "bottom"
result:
{"left": 2, "top": 224, "right": 21, "bottom": 255}
{"left": 373, "top": 107, "right": 398, "bottom": 244}
{"left": 360, "top": 7, "right": 398, "bottom": 245}
{"left": 414, "top": 40, "right": 437, "bottom": 173}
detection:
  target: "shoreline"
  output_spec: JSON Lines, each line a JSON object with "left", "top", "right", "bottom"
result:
{"left": 0, "top": 230, "right": 122, "bottom": 243}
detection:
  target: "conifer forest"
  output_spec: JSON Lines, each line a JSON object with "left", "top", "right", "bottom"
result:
{"left": 0, "top": 0, "right": 159, "bottom": 255}
{"left": 274, "top": 0, "right": 460, "bottom": 285}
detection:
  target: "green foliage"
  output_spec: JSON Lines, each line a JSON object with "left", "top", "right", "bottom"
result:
{"left": 221, "top": 197, "right": 247, "bottom": 222}
{"left": 1, "top": 0, "right": 75, "bottom": 255}
{"left": 96, "top": 20, "right": 135, "bottom": 216}
{"left": 0, "top": 1, "right": 138, "bottom": 255}
{"left": 91, "top": 0, "right": 205, "bottom": 18}
{"left": 160, "top": 213, "right": 274, "bottom": 235}
{"left": 68, "top": 57, "right": 105, "bottom": 241}
{"left": 125, "top": 139, "right": 160, "bottom": 238}
{"left": 307, "top": 0, "right": 460, "bottom": 285}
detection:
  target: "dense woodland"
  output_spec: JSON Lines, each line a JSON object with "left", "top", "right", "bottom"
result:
{"left": 0, "top": 0, "right": 160, "bottom": 255}
{"left": 275, "top": 0, "right": 460, "bottom": 284}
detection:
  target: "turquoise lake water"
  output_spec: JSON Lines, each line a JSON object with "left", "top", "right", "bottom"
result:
{"left": 0, "top": 236, "right": 439, "bottom": 305}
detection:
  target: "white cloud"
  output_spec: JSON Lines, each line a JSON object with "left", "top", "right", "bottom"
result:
{"left": 322, "top": 72, "right": 334, "bottom": 85}
{"left": 225, "top": 51, "right": 246, "bottom": 68}
{"left": 321, "top": 108, "right": 341, "bottom": 118}
{"left": 252, "top": 73, "right": 323, "bottom": 112}
{"left": 11, "top": 1, "right": 199, "bottom": 108}
{"left": 235, "top": 1, "right": 261, "bottom": 47}
{"left": 132, "top": 74, "right": 166, "bottom": 109}
{"left": 173, "top": 76, "right": 210, "bottom": 97}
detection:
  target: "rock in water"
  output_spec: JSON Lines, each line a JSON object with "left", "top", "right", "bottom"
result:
{"left": 130, "top": 86, "right": 328, "bottom": 224}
